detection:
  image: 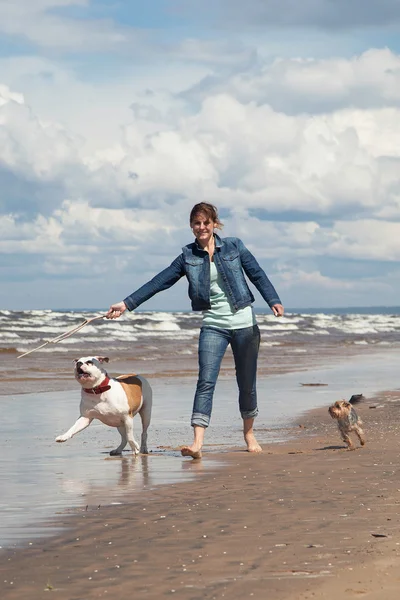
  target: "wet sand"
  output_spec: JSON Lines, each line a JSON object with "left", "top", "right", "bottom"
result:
{"left": 2, "top": 386, "right": 400, "bottom": 599}
{"left": 3, "top": 351, "right": 400, "bottom": 550}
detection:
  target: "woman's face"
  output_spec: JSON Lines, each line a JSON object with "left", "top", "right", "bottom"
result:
{"left": 191, "top": 212, "right": 216, "bottom": 246}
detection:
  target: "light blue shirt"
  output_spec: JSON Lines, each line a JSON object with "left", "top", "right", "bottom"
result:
{"left": 202, "top": 260, "right": 256, "bottom": 329}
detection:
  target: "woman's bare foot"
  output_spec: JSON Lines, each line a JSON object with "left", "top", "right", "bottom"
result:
{"left": 244, "top": 431, "right": 262, "bottom": 453}
{"left": 181, "top": 425, "right": 205, "bottom": 459}
{"left": 181, "top": 446, "right": 202, "bottom": 459}
{"left": 243, "top": 417, "right": 262, "bottom": 453}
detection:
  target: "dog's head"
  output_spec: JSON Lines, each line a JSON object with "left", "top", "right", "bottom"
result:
{"left": 74, "top": 356, "right": 109, "bottom": 389}
{"left": 328, "top": 400, "right": 352, "bottom": 420}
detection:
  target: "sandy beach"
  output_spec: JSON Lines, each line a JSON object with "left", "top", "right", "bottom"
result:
{"left": 2, "top": 309, "right": 400, "bottom": 599}
{"left": 1, "top": 385, "right": 400, "bottom": 599}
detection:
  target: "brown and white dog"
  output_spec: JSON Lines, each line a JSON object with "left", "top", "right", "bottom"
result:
{"left": 55, "top": 356, "right": 152, "bottom": 455}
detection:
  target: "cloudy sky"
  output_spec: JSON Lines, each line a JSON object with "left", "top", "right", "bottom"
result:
{"left": 1, "top": 0, "right": 400, "bottom": 310}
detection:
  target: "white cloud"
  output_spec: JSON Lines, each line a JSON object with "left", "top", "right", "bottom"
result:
{"left": 326, "top": 220, "right": 400, "bottom": 261}
{"left": 0, "top": 84, "right": 85, "bottom": 215}
{"left": 0, "top": 84, "right": 24, "bottom": 106}
{"left": 279, "top": 268, "right": 354, "bottom": 291}
{"left": 171, "top": 38, "right": 256, "bottom": 66}
{"left": 185, "top": 49, "right": 400, "bottom": 113}
{"left": 2, "top": 45, "right": 400, "bottom": 307}
{"left": 0, "top": 0, "right": 142, "bottom": 52}
{"left": 0, "top": 92, "right": 78, "bottom": 176}
{"left": 276, "top": 265, "right": 395, "bottom": 309}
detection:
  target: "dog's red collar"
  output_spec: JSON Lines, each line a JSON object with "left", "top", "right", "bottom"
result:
{"left": 83, "top": 376, "right": 111, "bottom": 395}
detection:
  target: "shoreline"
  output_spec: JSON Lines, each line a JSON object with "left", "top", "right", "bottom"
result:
{"left": 2, "top": 387, "right": 400, "bottom": 599}
{"left": 3, "top": 321, "right": 400, "bottom": 398}
{"left": 2, "top": 344, "right": 399, "bottom": 399}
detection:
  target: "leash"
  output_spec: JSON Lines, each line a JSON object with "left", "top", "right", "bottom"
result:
{"left": 17, "top": 314, "right": 108, "bottom": 359}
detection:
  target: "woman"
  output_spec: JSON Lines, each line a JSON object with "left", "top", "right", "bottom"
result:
{"left": 107, "top": 203, "right": 284, "bottom": 458}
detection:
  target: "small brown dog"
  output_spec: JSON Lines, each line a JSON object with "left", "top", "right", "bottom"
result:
{"left": 328, "top": 395, "right": 365, "bottom": 450}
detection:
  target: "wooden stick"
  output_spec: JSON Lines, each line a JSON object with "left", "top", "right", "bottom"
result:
{"left": 17, "top": 315, "right": 107, "bottom": 359}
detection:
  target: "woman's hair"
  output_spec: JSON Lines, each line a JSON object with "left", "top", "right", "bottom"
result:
{"left": 190, "top": 202, "right": 223, "bottom": 229}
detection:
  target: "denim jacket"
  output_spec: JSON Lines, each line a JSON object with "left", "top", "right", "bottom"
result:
{"left": 123, "top": 234, "right": 281, "bottom": 312}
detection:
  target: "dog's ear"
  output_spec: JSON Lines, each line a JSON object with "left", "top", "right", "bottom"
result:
{"left": 95, "top": 356, "right": 109, "bottom": 364}
{"left": 73, "top": 358, "right": 79, "bottom": 364}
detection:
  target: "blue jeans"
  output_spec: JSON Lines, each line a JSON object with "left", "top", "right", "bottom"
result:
{"left": 192, "top": 325, "right": 261, "bottom": 427}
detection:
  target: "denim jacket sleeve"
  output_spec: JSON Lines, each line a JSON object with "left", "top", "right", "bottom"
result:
{"left": 123, "top": 254, "right": 185, "bottom": 311}
{"left": 237, "top": 239, "right": 282, "bottom": 308}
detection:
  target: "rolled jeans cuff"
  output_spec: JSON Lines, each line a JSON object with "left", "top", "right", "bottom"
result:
{"left": 241, "top": 407, "right": 259, "bottom": 420}
{"left": 191, "top": 412, "right": 210, "bottom": 428}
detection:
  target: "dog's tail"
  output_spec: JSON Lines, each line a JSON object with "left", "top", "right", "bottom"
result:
{"left": 349, "top": 394, "right": 364, "bottom": 405}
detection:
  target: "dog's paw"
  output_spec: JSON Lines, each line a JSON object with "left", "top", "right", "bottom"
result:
{"left": 55, "top": 435, "right": 68, "bottom": 443}
{"left": 109, "top": 449, "right": 122, "bottom": 456}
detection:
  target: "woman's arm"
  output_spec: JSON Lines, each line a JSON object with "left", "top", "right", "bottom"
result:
{"left": 107, "top": 254, "right": 185, "bottom": 318}
{"left": 237, "top": 239, "right": 283, "bottom": 313}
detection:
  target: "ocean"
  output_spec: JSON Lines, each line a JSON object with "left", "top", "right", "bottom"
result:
{"left": 2, "top": 307, "right": 400, "bottom": 396}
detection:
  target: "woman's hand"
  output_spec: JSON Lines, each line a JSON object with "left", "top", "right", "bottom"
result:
{"left": 271, "top": 303, "right": 284, "bottom": 317}
{"left": 106, "top": 301, "right": 127, "bottom": 319}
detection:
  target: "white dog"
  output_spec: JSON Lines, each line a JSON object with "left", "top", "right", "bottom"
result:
{"left": 55, "top": 356, "right": 152, "bottom": 455}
